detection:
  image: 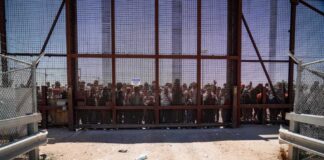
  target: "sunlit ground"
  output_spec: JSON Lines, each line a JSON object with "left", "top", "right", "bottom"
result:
{"left": 40, "top": 125, "right": 288, "bottom": 160}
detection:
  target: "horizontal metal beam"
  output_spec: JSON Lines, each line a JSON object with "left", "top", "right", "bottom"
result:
{"left": 241, "top": 59, "right": 289, "bottom": 63}
{"left": 241, "top": 104, "right": 292, "bottom": 109}
{"left": 0, "top": 113, "right": 42, "bottom": 129}
{"left": 302, "top": 58, "right": 324, "bottom": 67}
{"left": 78, "top": 123, "right": 231, "bottom": 129}
{"left": 0, "top": 54, "right": 32, "bottom": 66}
{"left": 0, "top": 130, "right": 48, "bottom": 160}
{"left": 7, "top": 53, "right": 66, "bottom": 57}
{"left": 0, "top": 67, "right": 31, "bottom": 75}
{"left": 286, "top": 112, "right": 324, "bottom": 127}
{"left": 279, "top": 127, "right": 324, "bottom": 157}
{"left": 74, "top": 105, "right": 232, "bottom": 110}
{"left": 71, "top": 54, "right": 239, "bottom": 60}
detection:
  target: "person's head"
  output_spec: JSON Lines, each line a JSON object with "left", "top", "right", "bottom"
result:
{"left": 79, "top": 81, "right": 85, "bottom": 90}
{"left": 134, "top": 86, "right": 140, "bottom": 93}
{"left": 182, "top": 83, "right": 188, "bottom": 90}
{"left": 207, "top": 86, "right": 212, "bottom": 94}
{"left": 90, "top": 86, "right": 96, "bottom": 95}
{"left": 191, "top": 82, "right": 197, "bottom": 89}
{"left": 94, "top": 80, "right": 99, "bottom": 86}
{"left": 116, "top": 82, "right": 123, "bottom": 90}
{"left": 173, "top": 79, "right": 181, "bottom": 88}
{"left": 126, "top": 87, "right": 132, "bottom": 93}
{"left": 142, "top": 89, "right": 147, "bottom": 96}
{"left": 144, "top": 82, "right": 149, "bottom": 89}
{"left": 183, "top": 90, "right": 189, "bottom": 98}
{"left": 107, "top": 83, "right": 112, "bottom": 91}
{"left": 163, "top": 86, "right": 168, "bottom": 93}
{"left": 55, "top": 81, "right": 61, "bottom": 88}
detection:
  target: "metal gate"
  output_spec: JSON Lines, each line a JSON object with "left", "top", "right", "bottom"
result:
{"left": 0, "top": 56, "right": 47, "bottom": 160}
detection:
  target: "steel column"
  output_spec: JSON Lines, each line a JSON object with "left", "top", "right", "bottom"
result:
{"left": 66, "top": 0, "right": 78, "bottom": 130}
{"left": 227, "top": 0, "right": 242, "bottom": 127}
{"left": 288, "top": 1, "right": 299, "bottom": 158}
{"left": 111, "top": 0, "right": 117, "bottom": 125}
{"left": 154, "top": 0, "right": 160, "bottom": 124}
{"left": 288, "top": 0, "right": 298, "bottom": 105}
{"left": 196, "top": 0, "right": 202, "bottom": 124}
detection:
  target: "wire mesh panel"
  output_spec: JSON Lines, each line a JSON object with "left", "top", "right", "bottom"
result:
{"left": 159, "top": 59, "right": 197, "bottom": 124}
{"left": 77, "top": 0, "right": 111, "bottom": 54}
{"left": 242, "top": 0, "right": 290, "bottom": 61}
{"left": 201, "top": 60, "right": 227, "bottom": 123}
{"left": 5, "top": 0, "right": 66, "bottom": 54}
{"left": 115, "top": 0, "right": 155, "bottom": 55}
{"left": 76, "top": 58, "right": 113, "bottom": 125}
{"left": 159, "top": 0, "right": 197, "bottom": 55}
{"left": 201, "top": 0, "right": 227, "bottom": 56}
{"left": 0, "top": 62, "right": 32, "bottom": 147}
{"left": 116, "top": 58, "right": 155, "bottom": 124}
{"left": 296, "top": 63, "right": 324, "bottom": 141}
{"left": 295, "top": 1, "right": 324, "bottom": 63}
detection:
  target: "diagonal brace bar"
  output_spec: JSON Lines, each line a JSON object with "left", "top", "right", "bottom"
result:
{"left": 300, "top": 0, "right": 324, "bottom": 17}
{"left": 242, "top": 14, "right": 278, "bottom": 100}
{"left": 36, "top": 0, "right": 66, "bottom": 66}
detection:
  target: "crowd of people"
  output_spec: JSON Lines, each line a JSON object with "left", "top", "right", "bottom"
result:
{"left": 40, "top": 79, "right": 291, "bottom": 124}
{"left": 240, "top": 81, "right": 289, "bottom": 123}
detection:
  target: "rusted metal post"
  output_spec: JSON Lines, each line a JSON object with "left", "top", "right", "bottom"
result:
{"left": 236, "top": 0, "right": 242, "bottom": 127}
{"left": 227, "top": 0, "right": 242, "bottom": 127}
{"left": 288, "top": 0, "right": 298, "bottom": 105}
{"left": 154, "top": 0, "right": 160, "bottom": 124}
{"left": 196, "top": 0, "right": 202, "bottom": 124}
{"left": 0, "top": 0, "right": 8, "bottom": 85}
{"left": 66, "top": 0, "right": 78, "bottom": 130}
{"left": 111, "top": 0, "right": 117, "bottom": 125}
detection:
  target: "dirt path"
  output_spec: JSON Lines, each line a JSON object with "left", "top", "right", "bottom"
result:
{"left": 40, "top": 125, "right": 288, "bottom": 160}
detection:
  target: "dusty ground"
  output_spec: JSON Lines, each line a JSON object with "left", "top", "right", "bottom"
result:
{"left": 40, "top": 125, "right": 288, "bottom": 160}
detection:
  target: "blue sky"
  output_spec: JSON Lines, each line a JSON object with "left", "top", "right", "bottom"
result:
{"left": 2, "top": 0, "right": 324, "bottom": 86}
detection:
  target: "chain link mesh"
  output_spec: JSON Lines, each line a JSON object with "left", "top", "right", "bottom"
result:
{"left": 295, "top": 62, "right": 324, "bottom": 141}
{"left": 0, "top": 60, "right": 34, "bottom": 152}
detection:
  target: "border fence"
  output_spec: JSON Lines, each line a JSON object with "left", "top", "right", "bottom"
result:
{"left": 0, "top": 57, "right": 47, "bottom": 160}
{"left": 0, "top": 0, "right": 322, "bottom": 131}
{"left": 279, "top": 56, "right": 324, "bottom": 159}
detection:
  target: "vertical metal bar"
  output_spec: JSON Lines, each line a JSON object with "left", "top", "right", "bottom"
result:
{"left": 288, "top": 1, "right": 299, "bottom": 159}
{"left": 196, "top": 0, "right": 202, "bottom": 124}
{"left": 66, "top": 0, "right": 78, "bottom": 130}
{"left": 288, "top": 0, "right": 298, "bottom": 105}
{"left": 28, "top": 62, "right": 39, "bottom": 160}
{"left": 236, "top": 0, "right": 242, "bottom": 127}
{"left": 227, "top": 0, "right": 242, "bottom": 127}
{"left": 0, "top": 0, "right": 8, "bottom": 85}
{"left": 154, "top": 0, "right": 160, "bottom": 124}
{"left": 111, "top": 0, "right": 117, "bottom": 125}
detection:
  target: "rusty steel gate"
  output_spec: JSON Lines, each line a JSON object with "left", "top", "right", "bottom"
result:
{"left": 2, "top": 0, "right": 318, "bottom": 129}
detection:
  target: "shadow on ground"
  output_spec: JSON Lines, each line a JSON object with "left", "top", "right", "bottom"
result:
{"left": 46, "top": 125, "right": 280, "bottom": 144}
